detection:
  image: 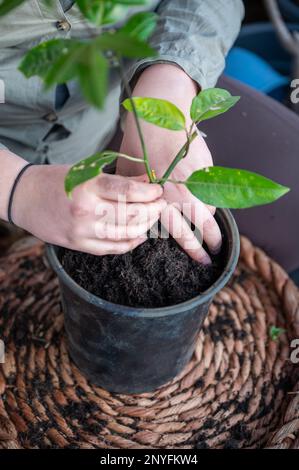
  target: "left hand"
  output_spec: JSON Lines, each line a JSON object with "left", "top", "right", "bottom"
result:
{"left": 117, "top": 64, "right": 222, "bottom": 264}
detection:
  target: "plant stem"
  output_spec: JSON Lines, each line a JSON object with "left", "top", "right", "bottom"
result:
{"left": 117, "top": 152, "right": 147, "bottom": 163}
{"left": 117, "top": 57, "right": 154, "bottom": 183}
{"left": 161, "top": 129, "right": 198, "bottom": 181}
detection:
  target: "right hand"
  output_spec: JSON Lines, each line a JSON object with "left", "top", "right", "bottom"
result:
{"left": 12, "top": 164, "right": 166, "bottom": 256}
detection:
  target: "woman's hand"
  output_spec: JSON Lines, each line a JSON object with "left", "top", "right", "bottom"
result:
{"left": 12, "top": 164, "right": 166, "bottom": 255}
{"left": 117, "top": 64, "right": 222, "bottom": 264}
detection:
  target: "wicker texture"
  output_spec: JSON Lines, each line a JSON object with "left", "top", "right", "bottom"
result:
{"left": 0, "top": 236, "right": 298, "bottom": 449}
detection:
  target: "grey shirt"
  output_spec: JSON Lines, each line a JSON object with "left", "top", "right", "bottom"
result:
{"left": 0, "top": 0, "right": 244, "bottom": 164}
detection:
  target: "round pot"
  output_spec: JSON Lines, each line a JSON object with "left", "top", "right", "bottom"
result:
{"left": 46, "top": 208, "right": 240, "bottom": 394}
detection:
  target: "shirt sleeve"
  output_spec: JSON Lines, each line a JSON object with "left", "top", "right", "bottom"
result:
{"left": 0, "top": 142, "right": 8, "bottom": 151}
{"left": 124, "top": 0, "right": 245, "bottom": 90}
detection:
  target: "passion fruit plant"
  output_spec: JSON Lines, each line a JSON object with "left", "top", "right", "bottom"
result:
{"left": 2, "top": 0, "right": 289, "bottom": 208}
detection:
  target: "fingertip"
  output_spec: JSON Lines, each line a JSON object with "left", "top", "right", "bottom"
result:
{"left": 209, "top": 241, "right": 222, "bottom": 255}
{"left": 152, "top": 183, "right": 163, "bottom": 198}
{"left": 191, "top": 250, "right": 212, "bottom": 265}
{"left": 200, "top": 253, "right": 212, "bottom": 266}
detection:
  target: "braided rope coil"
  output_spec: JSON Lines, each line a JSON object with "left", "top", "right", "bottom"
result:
{"left": 0, "top": 236, "right": 298, "bottom": 449}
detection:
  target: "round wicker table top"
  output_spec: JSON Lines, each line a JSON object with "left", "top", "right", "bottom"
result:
{"left": 0, "top": 236, "right": 298, "bottom": 449}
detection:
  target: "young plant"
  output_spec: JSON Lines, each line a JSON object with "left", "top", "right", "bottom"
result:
{"left": 64, "top": 87, "right": 289, "bottom": 211}
{"left": 269, "top": 325, "right": 286, "bottom": 341}
{"left": 4, "top": 2, "right": 289, "bottom": 215}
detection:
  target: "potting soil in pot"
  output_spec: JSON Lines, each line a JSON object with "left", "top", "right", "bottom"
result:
{"left": 61, "top": 236, "right": 224, "bottom": 308}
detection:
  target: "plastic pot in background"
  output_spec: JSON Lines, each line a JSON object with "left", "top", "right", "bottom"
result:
{"left": 47, "top": 209, "right": 240, "bottom": 394}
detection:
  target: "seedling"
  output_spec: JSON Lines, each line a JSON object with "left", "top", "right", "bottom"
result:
{"left": 64, "top": 88, "right": 289, "bottom": 211}
{"left": 269, "top": 325, "right": 286, "bottom": 341}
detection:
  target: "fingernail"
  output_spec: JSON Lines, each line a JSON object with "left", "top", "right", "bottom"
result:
{"left": 210, "top": 242, "right": 222, "bottom": 255}
{"left": 200, "top": 253, "right": 212, "bottom": 266}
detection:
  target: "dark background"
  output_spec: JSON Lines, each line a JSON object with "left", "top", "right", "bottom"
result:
{"left": 244, "top": 0, "right": 268, "bottom": 23}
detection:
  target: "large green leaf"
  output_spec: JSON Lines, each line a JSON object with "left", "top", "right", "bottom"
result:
{"left": 20, "top": 39, "right": 108, "bottom": 109}
{"left": 77, "top": 45, "right": 108, "bottom": 109}
{"left": 65, "top": 151, "right": 119, "bottom": 197}
{"left": 19, "top": 39, "right": 80, "bottom": 80}
{"left": 123, "top": 97, "right": 186, "bottom": 131}
{"left": 185, "top": 167, "right": 290, "bottom": 209}
{"left": 190, "top": 88, "right": 240, "bottom": 123}
{"left": 0, "top": 0, "right": 25, "bottom": 16}
{"left": 121, "top": 11, "right": 158, "bottom": 41}
{"left": 96, "top": 31, "right": 157, "bottom": 58}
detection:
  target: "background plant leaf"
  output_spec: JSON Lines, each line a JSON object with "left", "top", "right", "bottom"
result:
{"left": 77, "top": 44, "right": 108, "bottom": 109}
{"left": 0, "top": 0, "right": 26, "bottom": 16}
{"left": 110, "top": 0, "right": 147, "bottom": 4}
{"left": 190, "top": 88, "right": 240, "bottom": 123}
{"left": 65, "top": 151, "right": 119, "bottom": 197}
{"left": 120, "top": 11, "right": 158, "bottom": 41}
{"left": 19, "top": 39, "right": 80, "bottom": 80}
{"left": 76, "top": 0, "right": 106, "bottom": 25}
{"left": 185, "top": 166, "right": 289, "bottom": 209}
{"left": 123, "top": 97, "right": 186, "bottom": 131}
{"left": 96, "top": 31, "right": 157, "bottom": 58}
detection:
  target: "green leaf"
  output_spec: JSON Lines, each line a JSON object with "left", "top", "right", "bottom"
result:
{"left": 19, "top": 39, "right": 81, "bottom": 81}
{"left": 77, "top": 45, "right": 108, "bottom": 109}
{"left": 185, "top": 167, "right": 290, "bottom": 209}
{"left": 123, "top": 97, "right": 186, "bottom": 131}
{"left": 100, "top": 5, "right": 126, "bottom": 25}
{"left": 269, "top": 326, "right": 286, "bottom": 341}
{"left": 65, "top": 151, "right": 119, "bottom": 197}
{"left": 96, "top": 31, "right": 157, "bottom": 58}
{"left": 76, "top": 0, "right": 106, "bottom": 25}
{"left": 0, "top": 0, "right": 25, "bottom": 16}
{"left": 121, "top": 12, "right": 158, "bottom": 41}
{"left": 110, "top": 0, "right": 147, "bottom": 4}
{"left": 43, "top": 45, "right": 84, "bottom": 88}
{"left": 190, "top": 88, "right": 240, "bottom": 123}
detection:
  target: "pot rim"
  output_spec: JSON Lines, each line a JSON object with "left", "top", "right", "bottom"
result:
{"left": 46, "top": 208, "right": 240, "bottom": 318}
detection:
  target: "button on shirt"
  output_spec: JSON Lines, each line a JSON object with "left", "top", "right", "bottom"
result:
{"left": 0, "top": 1, "right": 244, "bottom": 165}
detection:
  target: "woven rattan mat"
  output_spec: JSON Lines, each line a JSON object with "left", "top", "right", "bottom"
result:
{"left": 0, "top": 236, "right": 298, "bottom": 449}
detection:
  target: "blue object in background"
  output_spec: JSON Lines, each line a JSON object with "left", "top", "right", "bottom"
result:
{"left": 235, "top": 23, "right": 299, "bottom": 76}
{"left": 224, "top": 22, "right": 299, "bottom": 102}
{"left": 225, "top": 47, "right": 289, "bottom": 100}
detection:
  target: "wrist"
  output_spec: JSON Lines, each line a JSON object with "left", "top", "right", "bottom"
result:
{"left": 12, "top": 164, "right": 70, "bottom": 240}
{"left": 0, "top": 150, "right": 29, "bottom": 221}
{"left": 134, "top": 64, "right": 199, "bottom": 114}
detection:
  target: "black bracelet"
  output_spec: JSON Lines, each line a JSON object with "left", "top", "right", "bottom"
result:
{"left": 7, "top": 163, "right": 35, "bottom": 225}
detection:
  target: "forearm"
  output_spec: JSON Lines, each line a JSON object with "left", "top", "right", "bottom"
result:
{"left": 120, "top": 64, "right": 199, "bottom": 177}
{"left": 0, "top": 149, "right": 28, "bottom": 221}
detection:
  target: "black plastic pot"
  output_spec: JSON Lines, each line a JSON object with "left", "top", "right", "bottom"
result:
{"left": 46, "top": 209, "right": 239, "bottom": 394}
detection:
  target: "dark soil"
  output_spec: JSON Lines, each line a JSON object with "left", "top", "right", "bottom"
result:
{"left": 60, "top": 235, "right": 225, "bottom": 309}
